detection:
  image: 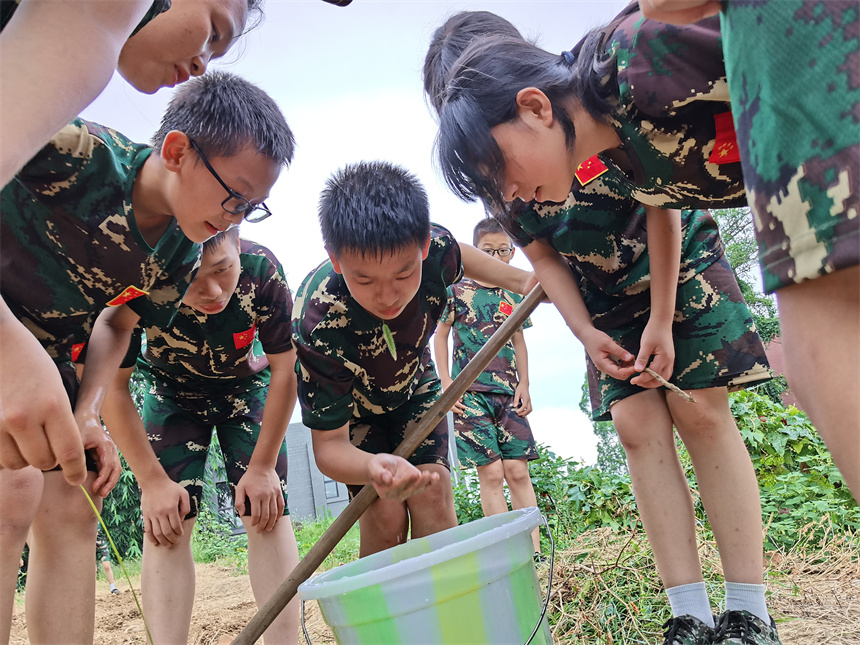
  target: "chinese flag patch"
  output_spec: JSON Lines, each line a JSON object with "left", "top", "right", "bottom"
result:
{"left": 71, "top": 342, "right": 85, "bottom": 362}
{"left": 575, "top": 156, "right": 609, "bottom": 186}
{"left": 106, "top": 285, "right": 149, "bottom": 307}
{"left": 233, "top": 323, "right": 256, "bottom": 349}
{"left": 499, "top": 300, "right": 514, "bottom": 316}
{"left": 708, "top": 112, "right": 741, "bottom": 165}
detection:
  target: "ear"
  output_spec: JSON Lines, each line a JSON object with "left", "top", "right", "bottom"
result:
{"left": 420, "top": 235, "right": 432, "bottom": 261}
{"left": 327, "top": 247, "right": 343, "bottom": 274}
{"left": 160, "top": 130, "right": 193, "bottom": 173}
{"left": 515, "top": 87, "right": 554, "bottom": 128}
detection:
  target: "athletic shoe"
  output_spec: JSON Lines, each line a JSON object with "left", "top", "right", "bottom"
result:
{"left": 713, "top": 610, "right": 782, "bottom": 644}
{"left": 533, "top": 552, "right": 548, "bottom": 566}
{"left": 661, "top": 615, "right": 714, "bottom": 645}
{"left": 110, "top": 588, "right": 121, "bottom": 595}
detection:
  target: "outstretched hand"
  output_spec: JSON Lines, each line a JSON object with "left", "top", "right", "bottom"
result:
{"left": 368, "top": 453, "right": 438, "bottom": 502}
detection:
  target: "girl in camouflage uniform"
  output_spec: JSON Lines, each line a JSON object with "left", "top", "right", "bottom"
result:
{"left": 427, "top": 7, "right": 787, "bottom": 644}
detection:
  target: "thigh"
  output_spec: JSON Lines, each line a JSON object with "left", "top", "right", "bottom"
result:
{"left": 142, "top": 393, "right": 211, "bottom": 518}
{"left": 453, "top": 391, "right": 503, "bottom": 468}
{"left": 722, "top": 0, "right": 860, "bottom": 293}
{"left": 215, "top": 389, "right": 289, "bottom": 517}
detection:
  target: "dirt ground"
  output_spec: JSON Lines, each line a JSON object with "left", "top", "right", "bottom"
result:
{"left": 10, "top": 553, "right": 860, "bottom": 644}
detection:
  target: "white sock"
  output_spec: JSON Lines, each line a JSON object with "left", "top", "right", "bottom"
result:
{"left": 724, "top": 582, "right": 769, "bottom": 624}
{"left": 109, "top": 583, "right": 116, "bottom": 591}
{"left": 666, "top": 582, "right": 714, "bottom": 627}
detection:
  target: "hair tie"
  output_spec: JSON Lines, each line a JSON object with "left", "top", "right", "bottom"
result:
{"left": 561, "top": 50, "right": 577, "bottom": 66}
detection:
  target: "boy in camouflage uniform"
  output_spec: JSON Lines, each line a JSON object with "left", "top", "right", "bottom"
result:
{"left": 95, "top": 527, "right": 120, "bottom": 595}
{"left": 292, "top": 161, "right": 537, "bottom": 557}
{"left": 434, "top": 217, "right": 542, "bottom": 556}
{"left": 0, "top": 72, "right": 294, "bottom": 644}
{"left": 101, "top": 228, "right": 300, "bottom": 644}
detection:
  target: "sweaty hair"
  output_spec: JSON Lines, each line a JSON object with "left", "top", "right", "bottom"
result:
{"left": 319, "top": 161, "right": 431, "bottom": 259}
{"left": 202, "top": 225, "right": 240, "bottom": 254}
{"left": 472, "top": 217, "right": 509, "bottom": 246}
{"left": 151, "top": 71, "right": 295, "bottom": 166}
{"left": 434, "top": 19, "right": 615, "bottom": 211}
{"left": 423, "top": 11, "right": 524, "bottom": 115}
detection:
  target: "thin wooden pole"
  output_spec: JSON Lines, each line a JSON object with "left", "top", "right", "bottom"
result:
{"left": 232, "top": 284, "right": 546, "bottom": 645}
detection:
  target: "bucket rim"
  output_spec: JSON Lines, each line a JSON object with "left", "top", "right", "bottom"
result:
{"left": 298, "top": 507, "right": 541, "bottom": 601}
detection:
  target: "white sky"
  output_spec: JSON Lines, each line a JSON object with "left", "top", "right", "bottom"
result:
{"left": 81, "top": 0, "right": 631, "bottom": 465}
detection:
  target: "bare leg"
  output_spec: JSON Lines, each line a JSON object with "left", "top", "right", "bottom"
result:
{"left": 612, "top": 390, "right": 703, "bottom": 588}
{"left": 776, "top": 266, "right": 860, "bottom": 501}
{"left": 475, "top": 460, "right": 508, "bottom": 516}
{"left": 407, "top": 463, "right": 457, "bottom": 539}
{"left": 503, "top": 459, "right": 540, "bottom": 552}
{"left": 26, "top": 470, "right": 98, "bottom": 644}
{"left": 141, "top": 517, "right": 196, "bottom": 645}
{"left": 100, "top": 560, "right": 117, "bottom": 586}
{"left": 668, "top": 387, "right": 763, "bottom": 584}
{"left": 357, "top": 497, "right": 408, "bottom": 558}
{"left": 0, "top": 467, "right": 42, "bottom": 645}
{"left": 242, "top": 516, "right": 300, "bottom": 645}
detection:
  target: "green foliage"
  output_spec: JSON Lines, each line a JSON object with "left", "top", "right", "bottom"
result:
{"left": 579, "top": 375, "right": 628, "bottom": 477}
{"left": 293, "top": 511, "right": 361, "bottom": 571}
{"left": 190, "top": 504, "right": 248, "bottom": 572}
{"left": 100, "top": 454, "right": 144, "bottom": 560}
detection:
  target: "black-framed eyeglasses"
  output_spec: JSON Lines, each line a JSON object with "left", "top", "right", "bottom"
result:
{"left": 187, "top": 138, "right": 272, "bottom": 223}
{"left": 482, "top": 247, "right": 513, "bottom": 257}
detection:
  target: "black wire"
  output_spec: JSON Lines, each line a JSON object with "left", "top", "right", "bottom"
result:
{"left": 301, "top": 599, "right": 312, "bottom": 645}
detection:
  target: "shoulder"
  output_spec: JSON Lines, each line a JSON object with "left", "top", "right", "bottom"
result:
{"left": 239, "top": 238, "right": 287, "bottom": 277}
{"left": 427, "top": 223, "right": 464, "bottom": 284}
{"left": 293, "top": 260, "right": 348, "bottom": 336}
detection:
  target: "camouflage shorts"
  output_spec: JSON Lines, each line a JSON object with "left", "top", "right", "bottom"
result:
{"left": 722, "top": 0, "right": 860, "bottom": 293}
{"left": 453, "top": 391, "right": 538, "bottom": 469}
{"left": 141, "top": 381, "right": 289, "bottom": 520}
{"left": 586, "top": 255, "right": 771, "bottom": 421}
{"left": 346, "top": 375, "right": 450, "bottom": 496}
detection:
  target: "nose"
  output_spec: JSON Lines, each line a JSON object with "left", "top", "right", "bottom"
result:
{"left": 195, "top": 276, "right": 221, "bottom": 301}
{"left": 503, "top": 182, "right": 518, "bottom": 203}
{"left": 376, "top": 282, "right": 398, "bottom": 308}
{"left": 190, "top": 52, "right": 211, "bottom": 77}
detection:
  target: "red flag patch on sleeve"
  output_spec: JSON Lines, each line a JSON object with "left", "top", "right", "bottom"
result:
{"left": 499, "top": 300, "right": 514, "bottom": 316}
{"left": 71, "top": 342, "right": 85, "bottom": 363}
{"left": 575, "top": 156, "right": 609, "bottom": 186}
{"left": 106, "top": 285, "right": 149, "bottom": 307}
{"left": 708, "top": 112, "right": 741, "bottom": 165}
{"left": 233, "top": 323, "right": 257, "bottom": 349}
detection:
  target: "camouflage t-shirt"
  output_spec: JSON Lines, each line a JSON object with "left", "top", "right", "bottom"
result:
{"left": 0, "top": 118, "right": 200, "bottom": 362}
{"left": 500, "top": 181, "right": 723, "bottom": 315}
{"left": 130, "top": 240, "right": 293, "bottom": 397}
{"left": 440, "top": 279, "right": 532, "bottom": 396}
{"left": 292, "top": 224, "right": 463, "bottom": 431}
{"left": 0, "top": 0, "right": 172, "bottom": 37}
{"left": 578, "top": 1, "right": 746, "bottom": 209}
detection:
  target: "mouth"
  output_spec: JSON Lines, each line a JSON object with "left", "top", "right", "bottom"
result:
{"left": 204, "top": 222, "right": 224, "bottom": 236}
{"left": 378, "top": 306, "right": 402, "bottom": 319}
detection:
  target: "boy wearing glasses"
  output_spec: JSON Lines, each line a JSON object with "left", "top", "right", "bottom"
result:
{"left": 0, "top": 71, "right": 293, "bottom": 643}
{"left": 100, "top": 227, "right": 300, "bottom": 644}
{"left": 434, "top": 217, "right": 542, "bottom": 558}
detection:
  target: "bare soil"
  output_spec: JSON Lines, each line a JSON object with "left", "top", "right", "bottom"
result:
{"left": 9, "top": 551, "right": 859, "bottom": 644}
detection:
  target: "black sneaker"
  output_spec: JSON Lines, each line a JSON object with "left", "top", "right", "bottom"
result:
{"left": 110, "top": 588, "right": 121, "bottom": 595}
{"left": 533, "top": 552, "right": 548, "bottom": 566}
{"left": 713, "top": 610, "right": 782, "bottom": 644}
{"left": 661, "top": 615, "right": 714, "bottom": 645}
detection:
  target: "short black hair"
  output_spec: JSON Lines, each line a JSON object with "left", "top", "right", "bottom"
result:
{"left": 423, "top": 11, "right": 524, "bottom": 115}
{"left": 151, "top": 71, "right": 295, "bottom": 166}
{"left": 319, "top": 161, "right": 431, "bottom": 259}
{"left": 202, "top": 225, "right": 240, "bottom": 254}
{"left": 472, "top": 217, "right": 510, "bottom": 246}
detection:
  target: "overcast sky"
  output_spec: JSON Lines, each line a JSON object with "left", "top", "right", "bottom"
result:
{"left": 81, "top": 0, "right": 631, "bottom": 465}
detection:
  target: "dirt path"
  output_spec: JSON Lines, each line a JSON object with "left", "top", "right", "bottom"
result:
{"left": 10, "top": 555, "right": 859, "bottom": 644}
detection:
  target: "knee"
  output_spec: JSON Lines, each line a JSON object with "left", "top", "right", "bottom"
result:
{"left": 673, "top": 400, "right": 732, "bottom": 445}
{"left": 503, "top": 461, "right": 532, "bottom": 488}
{"left": 477, "top": 462, "right": 505, "bottom": 488}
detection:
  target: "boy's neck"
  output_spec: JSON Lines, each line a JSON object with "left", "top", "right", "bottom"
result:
{"left": 131, "top": 154, "right": 175, "bottom": 247}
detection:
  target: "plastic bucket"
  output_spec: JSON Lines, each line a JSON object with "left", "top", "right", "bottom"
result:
{"left": 298, "top": 507, "right": 552, "bottom": 644}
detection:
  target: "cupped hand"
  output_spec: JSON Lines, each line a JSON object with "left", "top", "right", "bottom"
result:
{"left": 368, "top": 454, "right": 438, "bottom": 502}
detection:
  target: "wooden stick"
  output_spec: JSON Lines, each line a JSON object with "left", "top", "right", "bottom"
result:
{"left": 643, "top": 367, "right": 696, "bottom": 403}
{"left": 231, "top": 284, "right": 547, "bottom": 645}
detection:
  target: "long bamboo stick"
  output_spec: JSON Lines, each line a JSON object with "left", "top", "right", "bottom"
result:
{"left": 232, "top": 284, "right": 546, "bottom": 644}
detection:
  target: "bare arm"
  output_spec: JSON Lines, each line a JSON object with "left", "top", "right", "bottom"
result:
{"left": 638, "top": 0, "right": 722, "bottom": 24}
{"left": 459, "top": 243, "right": 537, "bottom": 295}
{"left": 0, "top": 297, "right": 86, "bottom": 484}
{"left": 511, "top": 329, "right": 532, "bottom": 417}
{"left": 311, "top": 425, "right": 437, "bottom": 502}
{"left": 101, "top": 366, "right": 191, "bottom": 547}
{"left": 433, "top": 320, "right": 466, "bottom": 414}
{"left": 236, "top": 349, "right": 298, "bottom": 533}
{"left": 521, "top": 238, "right": 636, "bottom": 381}
{"left": 0, "top": 0, "right": 152, "bottom": 187}
{"left": 631, "top": 207, "right": 681, "bottom": 386}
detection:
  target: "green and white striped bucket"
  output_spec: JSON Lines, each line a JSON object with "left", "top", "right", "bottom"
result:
{"left": 298, "top": 507, "right": 551, "bottom": 644}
